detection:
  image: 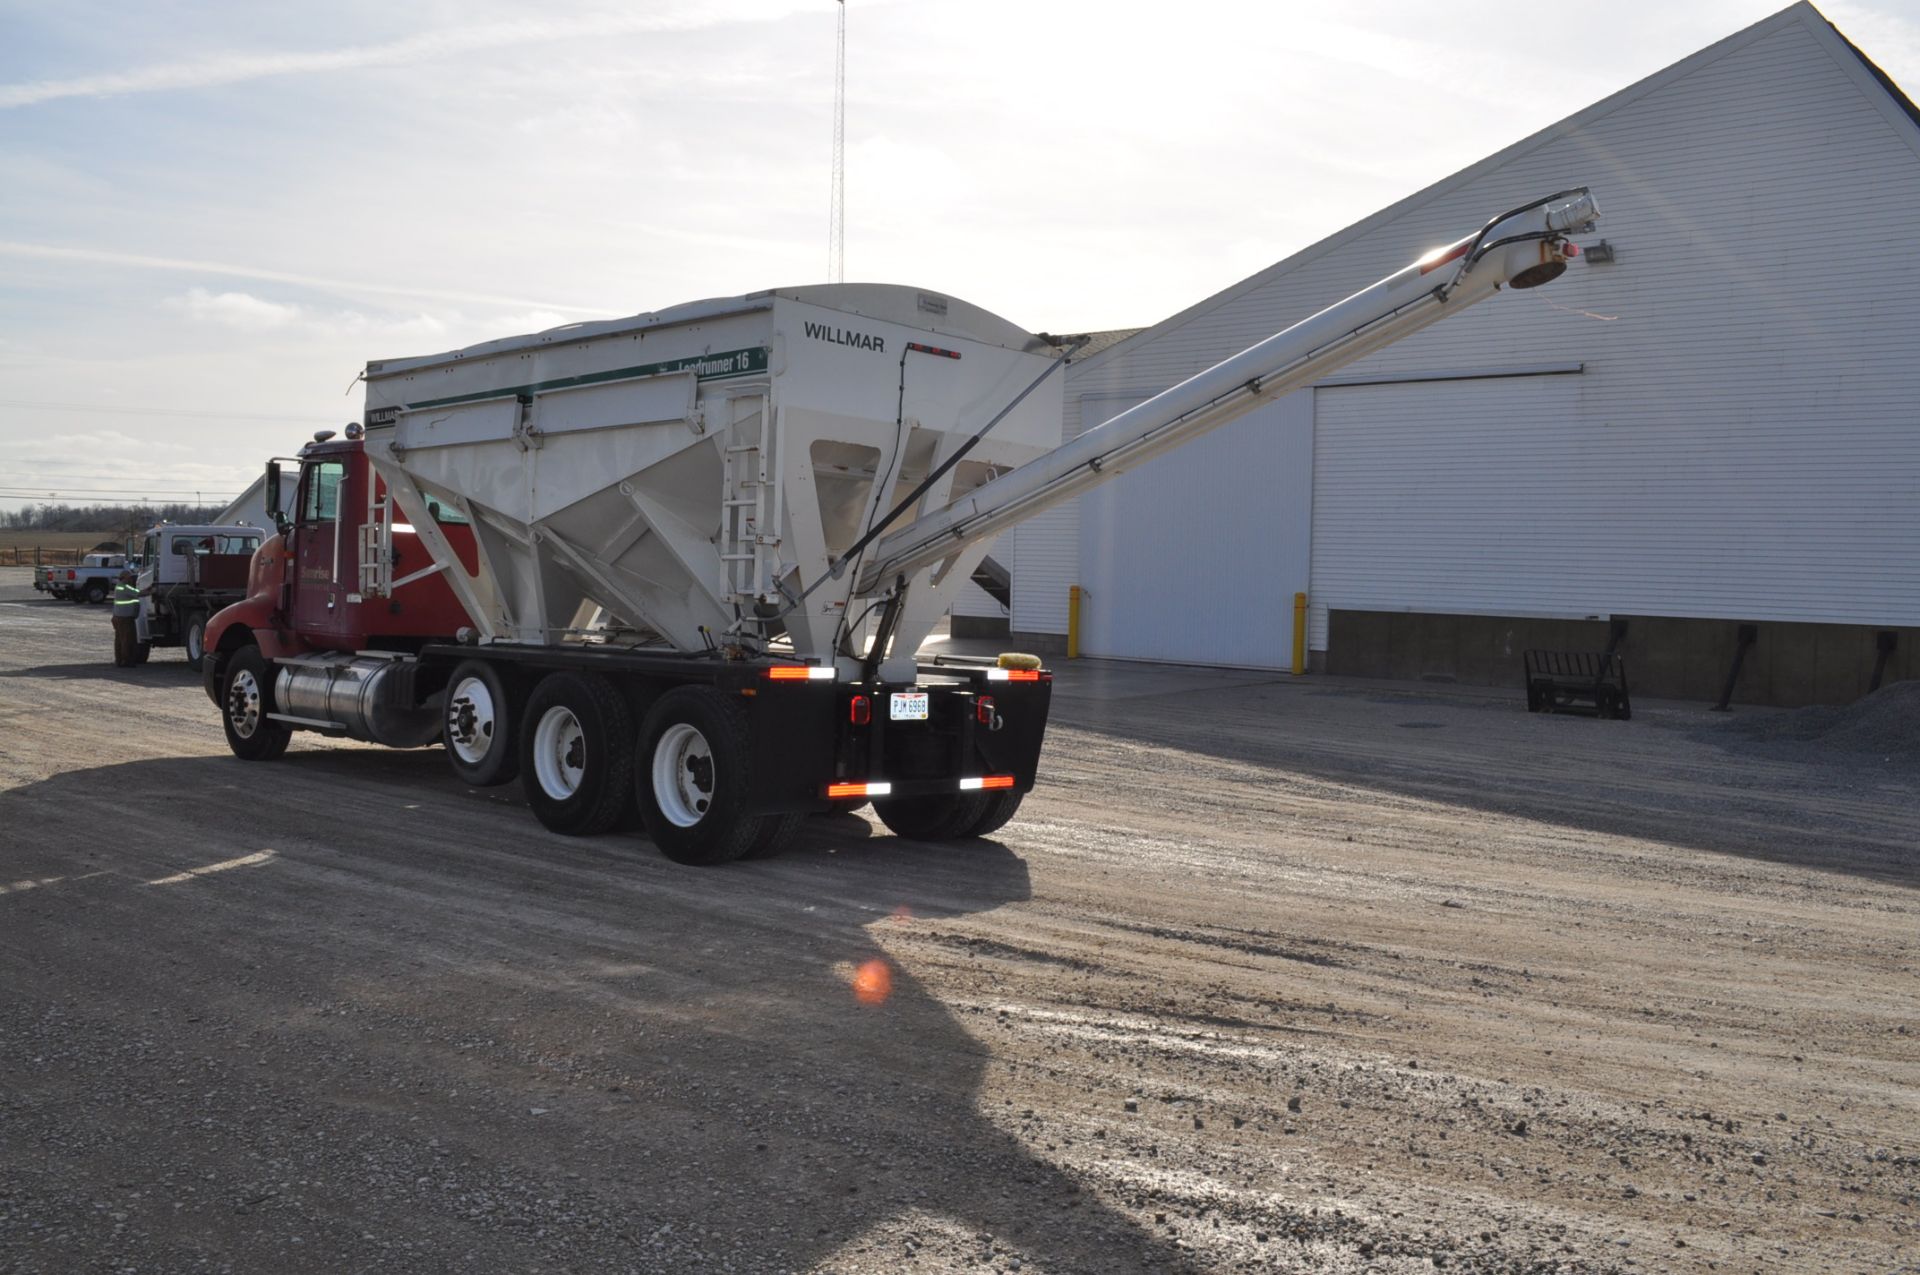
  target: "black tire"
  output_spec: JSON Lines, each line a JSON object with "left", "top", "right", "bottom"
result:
{"left": 743, "top": 811, "right": 807, "bottom": 860}
{"left": 66, "top": 591, "right": 86, "bottom": 604}
{"left": 443, "top": 659, "right": 522, "bottom": 787}
{"left": 635, "top": 686, "right": 765, "bottom": 866}
{"left": 961, "top": 789, "right": 1025, "bottom": 839}
{"left": 873, "top": 792, "right": 992, "bottom": 841}
{"left": 519, "top": 672, "right": 635, "bottom": 837}
{"left": 822, "top": 797, "right": 869, "bottom": 816}
{"left": 182, "top": 612, "right": 207, "bottom": 672}
{"left": 84, "top": 580, "right": 106, "bottom": 604}
{"left": 220, "top": 646, "right": 291, "bottom": 761}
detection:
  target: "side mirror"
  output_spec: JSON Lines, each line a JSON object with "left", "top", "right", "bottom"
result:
{"left": 264, "top": 461, "right": 290, "bottom": 536}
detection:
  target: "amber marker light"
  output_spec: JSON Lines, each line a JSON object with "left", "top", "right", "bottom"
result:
{"left": 826, "top": 781, "right": 892, "bottom": 799}
{"left": 766, "top": 665, "right": 836, "bottom": 681}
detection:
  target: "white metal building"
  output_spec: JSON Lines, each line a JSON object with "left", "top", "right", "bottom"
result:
{"left": 970, "top": 2, "right": 1920, "bottom": 704}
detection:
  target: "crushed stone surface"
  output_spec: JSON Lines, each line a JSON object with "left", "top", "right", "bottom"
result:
{"left": 1, "top": 569, "right": 1915, "bottom": 1274}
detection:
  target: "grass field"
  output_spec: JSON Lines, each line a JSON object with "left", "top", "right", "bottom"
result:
{"left": 0, "top": 531, "right": 125, "bottom": 566}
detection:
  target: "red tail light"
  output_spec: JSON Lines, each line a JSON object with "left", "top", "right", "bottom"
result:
{"left": 67, "top": 570, "right": 76, "bottom": 580}
{"left": 849, "top": 694, "right": 871, "bottom": 725}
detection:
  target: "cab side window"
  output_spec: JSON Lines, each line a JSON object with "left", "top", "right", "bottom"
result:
{"left": 301, "top": 461, "right": 346, "bottom": 522}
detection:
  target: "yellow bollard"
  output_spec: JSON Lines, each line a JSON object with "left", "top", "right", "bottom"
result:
{"left": 1292, "top": 591, "right": 1307, "bottom": 675}
{"left": 1067, "top": 585, "right": 1083, "bottom": 660}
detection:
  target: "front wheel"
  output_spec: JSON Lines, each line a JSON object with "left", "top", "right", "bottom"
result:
{"left": 443, "top": 659, "right": 522, "bottom": 787}
{"left": 84, "top": 580, "right": 106, "bottom": 604}
{"left": 873, "top": 792, "right": 991, "bottom": 841}
{"left": 519, "top": 672, "right": 634, "bottom": 836}
{"left": 183, "top": 612, "right": 207, "bottom": 672}
{"left": 636, "top": 686, "right": 765, "bottom": 866}
{"left": 221, "top": 646, "right": 291, "bottom": 761}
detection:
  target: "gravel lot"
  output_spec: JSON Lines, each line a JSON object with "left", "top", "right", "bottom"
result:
{"left": 1, "top": 566, "right": 1914, "bottom": 1274}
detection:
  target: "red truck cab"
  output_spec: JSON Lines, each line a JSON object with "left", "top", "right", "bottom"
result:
{"left": 202, "top": 430, "right": 476, "bottom": 700}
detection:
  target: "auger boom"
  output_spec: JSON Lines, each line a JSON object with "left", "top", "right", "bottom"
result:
{"left": 858, "top": 189, "right": 1598, "bottom": 592}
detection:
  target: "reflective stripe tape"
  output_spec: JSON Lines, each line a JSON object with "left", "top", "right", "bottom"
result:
{"left": 767, "top": 665, "right": 837, "bottom": 681}
{"left": 826, "top": 781, "right": 891, "bottom": 799}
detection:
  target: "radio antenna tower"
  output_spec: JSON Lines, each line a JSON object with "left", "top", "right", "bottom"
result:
{"left": 828, "top": 0, "right": 846, "bottom": 282}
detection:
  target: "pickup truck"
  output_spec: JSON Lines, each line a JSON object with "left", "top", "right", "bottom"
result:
{"left": 34, "top": 553, "right": 135, "bottom": 603}
{"left": 134, "top": 525, "right": 265, "bottom": 670}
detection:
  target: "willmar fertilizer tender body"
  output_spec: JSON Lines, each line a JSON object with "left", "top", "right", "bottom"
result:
{"left": 204, "top": 190, "right": 1599, "bottom": 864}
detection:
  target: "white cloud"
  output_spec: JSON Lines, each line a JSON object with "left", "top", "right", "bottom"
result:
{"left": 0, "top": 5, "right": 820, "bottom": 109}
{"left": 0, "top": 240, "right": 607, "bottom": 315}
{"left": 160, "top": 289, "right": 578, "bottom": 348}
{"left": 169, "top": 288, "right": 303, "bottom": 331}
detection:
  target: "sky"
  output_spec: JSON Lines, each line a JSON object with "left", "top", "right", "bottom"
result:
{"left": 2, "top": 0, "right": 1917, "bottom": 513}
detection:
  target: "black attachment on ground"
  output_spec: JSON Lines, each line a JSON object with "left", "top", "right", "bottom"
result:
{"left": 1523, "top": 649, "right": 1633, "bottom": 720}
{"left": 1712, "top": 624, "right": 1760, "bottom": 713}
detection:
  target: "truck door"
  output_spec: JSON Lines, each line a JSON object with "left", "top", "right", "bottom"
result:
{"left": 291, "top": 457, "right": 348, "bottom": 640}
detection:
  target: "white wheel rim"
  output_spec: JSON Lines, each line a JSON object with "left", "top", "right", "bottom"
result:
{"left": 652, "top": 722, "right": 713, "bottom": 828}
{"left": 227, "top": 669, "right": 261, "bottom": 739}
{"left": 446, "top": 675, "right": 497, "bottom": 767}
{"left": 187, "top": 623, "right": 203, "bottom": 662}
{"left": 532, "top": 705, "right": 586, "bottom": 800}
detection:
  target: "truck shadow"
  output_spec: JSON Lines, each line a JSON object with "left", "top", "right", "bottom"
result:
{"left": 0, "top": 660, "right": 204, "bottom": 686}
{"left": 0, "top": 755, "right": 1198, "bottom": 1273}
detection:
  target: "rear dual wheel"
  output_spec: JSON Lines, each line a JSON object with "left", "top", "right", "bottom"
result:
{"left": 183, "top": 612, "right": 207, "bottom": 673}
{"left": 520, "top": 672, "right": 634, "bottom": 837}
{"left": 636, "top": 686, "right": 795, "bottom": 866}
{"left": 872, "top": 789, "right": 1026, "bottom": 841}
{"left": 515, "top": 677, "right": 802, "bottom": 864}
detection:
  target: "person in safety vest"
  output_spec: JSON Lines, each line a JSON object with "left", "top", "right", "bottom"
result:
{"left": 111, "top": 569, "right": 144, "bottom": 667}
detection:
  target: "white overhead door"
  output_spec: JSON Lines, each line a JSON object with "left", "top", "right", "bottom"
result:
{"left": 1076, "top": 390, "right": 1312, "bottom": 668}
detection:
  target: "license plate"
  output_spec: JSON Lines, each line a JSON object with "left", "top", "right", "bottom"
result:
{"left": 889, "top": 691, "right": 929, "bottom": 721}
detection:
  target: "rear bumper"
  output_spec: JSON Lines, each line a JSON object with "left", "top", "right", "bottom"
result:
{"left": 743, "top": 668, "right": 1052, "bottom": 815}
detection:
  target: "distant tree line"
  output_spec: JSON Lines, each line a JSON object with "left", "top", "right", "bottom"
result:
{"left": 1, "top": 502, "right": 226, "bottom": 536}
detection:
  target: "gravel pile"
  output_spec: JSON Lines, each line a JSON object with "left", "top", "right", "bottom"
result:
{"left": 1719, "top": 678, "right": 1920, "bottom": 755}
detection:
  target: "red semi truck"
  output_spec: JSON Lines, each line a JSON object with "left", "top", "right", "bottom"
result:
{"left": 201, "top": 431, "right": 482, "bottom": 759}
